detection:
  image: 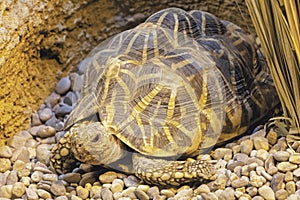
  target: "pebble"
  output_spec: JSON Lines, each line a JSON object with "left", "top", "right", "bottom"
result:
{"left": 45, "top": 92, "right": 61, "bottom": 107}
{"left": 101, "top": 187, "right": 113, "bottom": 200}
{"left": 76, "top": 186, "right": 89, "bottom": 199}
{"left": 231, "top": 176, "right": 249, "bottom": 188}
{"left": 36, "top": 144, "right": 51, "bottom": 165}
{"left": 293, "top": 167, "right": 300, "bottom": 177}
{"left": 274, "top": 151, "right": 290, "bottom": 161}
{"left": 277, "top": 162, "right": 298, "bottom": 172}
{"left": 0, "top": 158, "right": 11, "bottom": 172}
{"left": 62, "top": 172, "right": 81, "bottom": 183}
{"left": 258, "top": 185, "right": 275, "bottom": 200}
{"left": 195, "top": 184, "right": 210, "bottom": 194}
{"left": 240, "top": 139, "right": 253, "bottom": 155}
{"left": 275, "top": 189, "right": 289, "bottom": 200}
{"left": 111, "top": 179, "right": 124, "bottom": 193}
{"left": 123, "top": 175, "right": 139, "bottom": 187}
{"left": 99, "top": 171, "right": 118, "bottom": 184}
{"left": 0, "top": 146, "right": 12, "bottom": 158}
{"left": 50, "top": 180, "right": 66, "bottom": 196}
{"left": 211, "top": 148, "right": 233, "bottom": 160}
{"left": 55, "top": 76, "right": 71, "bottom": 94}
{"left": 12, "top": 182, "right": 26, "bottom": 197}
{"left": 271, "top": 173, "right": 285, "bottom": 191}
{"left": 6, "top": 171, "right": 18, "bottom": 185}
{"left": 0, "top": 185, "right": 13, "bottom": 198}
{"left": 135, "top": 188, "right": 150, "bottom": 200}
{"left": 25, "top": 187, "right": 39, "bottom": 200}
{"left": 289, "top": 154, "right": 300, "bottom": 164}
{"left": 252, "top": 136, "right": 269, "bottom": 151}
{"left": 37, "top": 125, "right": 56, "bottom": 138}
{"left": 286, "top": 181, "right": 296, "bottom": 194}
{"left": 54, "top": 103, "right": 73, "bottom": 117}
{"left": 36, "top": 189, "right": 52, "bottom": 199}
{"left": 38, "top": 107, "right": 53, "bottom": 122}
{"left": 63, "top": 91, "right": 77, "bottom": 106}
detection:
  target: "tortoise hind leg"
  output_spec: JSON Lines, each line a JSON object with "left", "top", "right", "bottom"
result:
{"left": 50, "top": 132, "right": 79, "bottom": 174}
{"left": 132, "top": 154, "right": 217, "bottom": 186}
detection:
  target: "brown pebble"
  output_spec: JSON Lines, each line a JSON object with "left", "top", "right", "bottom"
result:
{"left": 277, "top": 162, "right": 297, "bottom": 172}
{"left": 147, "top": 186, "right": 160, "bottom": 199}
{"left": 6, "top": 170, "right": 18, "bottom": 185}
{"left": 252, "top": 136, "right": 269, "bottom": 151}
{"left": 258, "top": 185, "right": 275, "bottom": 200}
{"left": 270, "top": 173, "right": 285, "bottom": 192}
{"left": 62, "top": 172, "right": 81, "bottom": 183}
{"left": 76, "top": 186, "right": 89, "bottom": 199}
{"left": 240, "top": 139, "right": 253, "bottom": 155}
{"left": 273, "top": 151, "right": 290, "bottom": 161}
{"left": 286, "top": 181, "right": 296, "bottom": 194}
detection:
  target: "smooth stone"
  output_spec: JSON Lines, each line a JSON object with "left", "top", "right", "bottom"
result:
{"left": 252, "top": 136, "right": 269, "bottom": 151}
{"left": 31, "top": 113, "right": 42, "bottom": 126}
{"left": 277, "top": 162, "right": 297, "bottom": 172}
{"left": 0, "top": 158, "right": 11, "bottom": 172}
{"left": 0, "top": 146, "right": 12, "bottom": 158}
{"left": 6, "top": 171, "right": 18, "bottom": 185}
{"left": 50, "top": 180, "right": 66, "bottom": 196}
{"left": 26, "top": 187, "right": 39, "bottom": 200}
{"left": 0, "top": 185, "right": 13, "bottom": 198}
{"left": 246, "top": 187, "right": 257, "bottom": 197}
{"left": 12, "top": 182, "right": 26, "bottom": 198}
{"left": 270, "top": 173, "right": 285, "bottom": 192}
{"left": 37, "top": 125, "right": 56, "bottom": 138}
{"left": 42, "top": 174, "right": 58, "bottom": 182}
{"left": 256, "top": 149, "right": 269, "bottom": 161}
{"left": 0, "top": 173, "right": 8, "bottom": 186}
{"left": 111, "top": 179, "right": 124, "bottom": 193}
{"left": 286, "top": 181, "right": 296, "bottom": 194}
{"left": 6, "top": 135, "right": 26, "bottom": 149}
{"left": 101, "top": 187, "right": 113, "bottom": 200}
{"left": 20, "top": 177, "right": 31, "bottom": 187}
{"left": 55, "top": 76, "right": 71, "bottom": 94}
{"left": 54, "top": 103, "right": 73, "bottom": 117}
{"left": 38, "top": 107, "right": 53, "bottom": 122}
{"left": 45, "top": 116, "right": 64, "bottom": 131}
{"left": 160, "top": 189, "right": 175, "bottom": 198}
{"left": 285, "top": 171, "right": 294, "bottom": 182}
{"left": 63, "top": 91, "right": 77, "bottom": 106}
{"left": 36, "top": 189, "right": 51, "bottom": 199}
{"left": 99, "top": 171, "right": 117, "bottom": 183}
{"left": 240, "top": 139, "right": 253, "bottom": 155}
{"left": 12, "top": 160, "right": 25, "bottom": 172}
{"left": 79, "top": 172, "right": 97, "bottom": 186}
{"left": 258, "top": 185, "right": 275, "bottom": 200}
{"left": 249, "top": 172, "right": 266, "bottom": 187}
{"left": 11, "top": 147, "right": 30, "bottom": 163}
{"left": 194, "top": 184, "right": 210, "bottom": 194}
{"left": 174, "top": 188, "right": 193, "bottom": 199}
{"left": 147, "top": 186, "right": 160, "bottom": 199}
{"left": 289, "top": 154, "right": 300, "bottom": 164}
{"left": 211, "top": 148, "right": 232, "bottom": 161}
{"left": 31, "top": 171, "right": 43, "bottom": 183}
{"left": 54, "top": 196, "right": 68, "bottom": 200}
{"left": 293, "top": 167, "right": 300, "bottom": 177}
{"left": 90, "top": 185, "right": 102, "bottom": 198}
{"left": 36, "top": 144, "right": 51, "bottom": 165}
{"left": 45, "top": 92, "right": 61, "bottom": 107}
{"left": 76, "top": 186, "right": 89, "bottom": 199}
{"left": 123, "top": 175, "right": 140, "bottom": 187}
{"left": 62, "top": 172, "right": 81, "bottom": 183}
{"left": 231, "top": 176, "right": 249, "bottom": 188}
{"left": 267, "top": 129, "right": 278, "bottom": 145}
{"left": 227, "top": 160, "right": 245, "bottom": 171}
{"left": 135, "top": 188, "right": 150, "bottom": 200}
{"left": 77, "top": 58, "right": 91, "bottom": 74}
{"left": 275, "top": 189, "right": 288, "bottom": 200}
{"left": 273, "top": 151, "right": 290, "bottom": 161}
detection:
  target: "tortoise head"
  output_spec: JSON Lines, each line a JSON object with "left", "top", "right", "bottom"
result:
{"left": 69, "top": 121, "right": 126, "bottom": 166}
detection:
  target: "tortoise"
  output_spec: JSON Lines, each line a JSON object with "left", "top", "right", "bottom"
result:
{"left": 50, "top": 8, "right": 278, "bottom": 186}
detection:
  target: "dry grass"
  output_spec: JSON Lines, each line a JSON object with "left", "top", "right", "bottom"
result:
{"left": 245, "top": 0, "right": 300, "bottom": 147}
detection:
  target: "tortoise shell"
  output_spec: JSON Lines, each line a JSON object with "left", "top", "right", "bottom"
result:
{"left": 65, "top": 8, "right": 278, "bottom": 158}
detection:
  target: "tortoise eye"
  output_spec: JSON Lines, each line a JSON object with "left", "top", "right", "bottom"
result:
{"left": 92, "top": 134, "right": 100, "bottom": 143}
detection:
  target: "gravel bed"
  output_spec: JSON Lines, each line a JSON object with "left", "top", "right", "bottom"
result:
{"left": 1, "top": 66, "right": 300, "bottom": 200}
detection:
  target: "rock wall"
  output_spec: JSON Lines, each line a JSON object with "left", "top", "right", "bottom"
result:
{"left": 0, "top": 0, "right": 253, "bottom": 144}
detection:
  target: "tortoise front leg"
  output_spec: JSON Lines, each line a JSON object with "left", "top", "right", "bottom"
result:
{"left": 132, "top": 153, "right": 217, "bottom": 186}
{"left": 50, "top": 131, "right": 78, "bottom": 174}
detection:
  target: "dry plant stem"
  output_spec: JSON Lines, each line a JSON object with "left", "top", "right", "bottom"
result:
{"left": 246, "top": 0, "right": 300, "bottom": 136}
